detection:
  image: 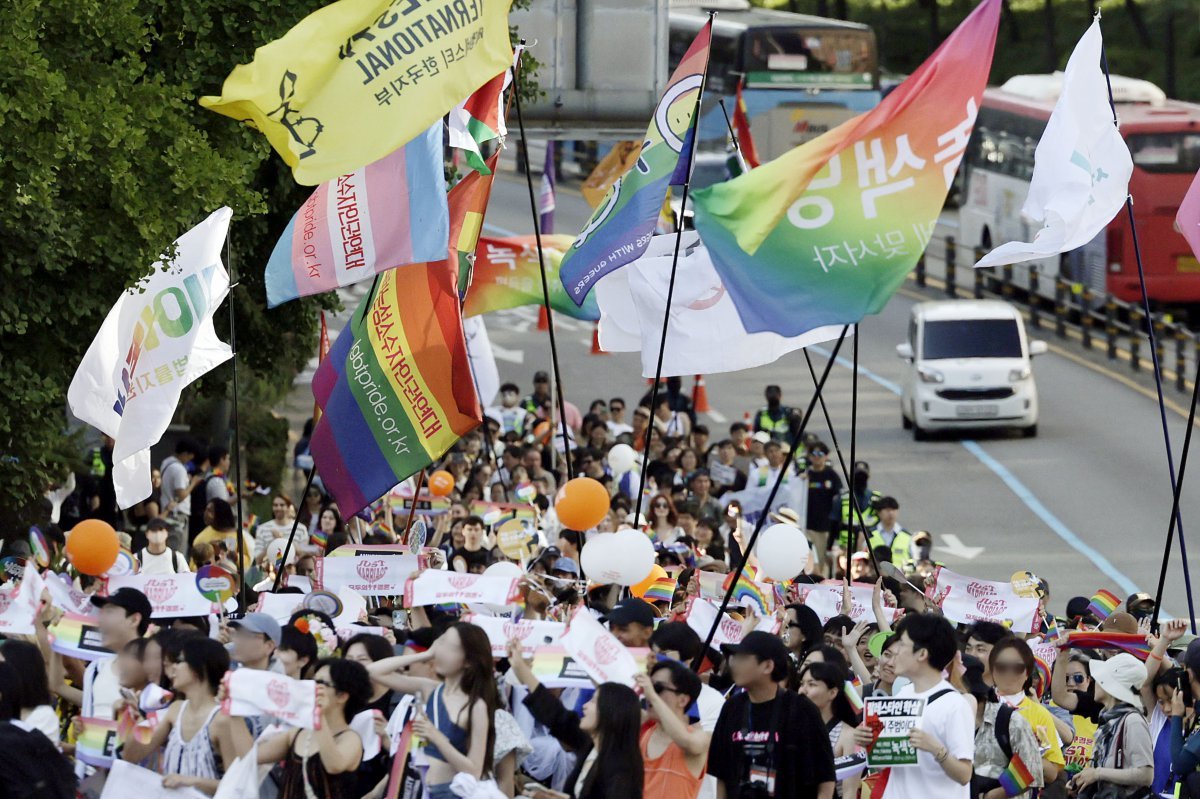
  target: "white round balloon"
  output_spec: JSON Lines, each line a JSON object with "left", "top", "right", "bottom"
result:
{"left": 483, "top": 561, "right": 523, "bottom": 579}
{"left": 580, "top": 534, "right": 625, "bottom": 585}
{"left": 755, "top": 523, "right": 811, "bottom": 581}
{"left": 612, "top": 527, "right": 657, "bottom": 586}
{"left": 607, "top": 443, "right": 637, "bottom": 474}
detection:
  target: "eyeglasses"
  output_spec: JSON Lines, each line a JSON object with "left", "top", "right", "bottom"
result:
{"left": 652, "top": 683, "right": 680, "bottom": 696}
{"left": 992, "top": 661, "right": 1027, "bottom": 675}
{"left": 1067, "top": 673, "right": 1087, "bottom": 685}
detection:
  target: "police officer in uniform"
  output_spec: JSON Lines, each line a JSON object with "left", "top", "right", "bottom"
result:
{"left": 831, "top": 461, "right": 882, "bottom": 559}
{"left": 753, "top": 385, "right": 799, "bottom": 443}
{"left": 866, "top": 496, "right": 913, "bottom": 568}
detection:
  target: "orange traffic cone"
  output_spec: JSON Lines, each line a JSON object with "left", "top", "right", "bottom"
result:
{"left": 591, "top": 324, "right": 607, "bottom": 355}
{"left": 693, "top": 374, "right": 710, "bottom": 413}
{"left": 537, "top": 305, "right": 549, "bottom": 331}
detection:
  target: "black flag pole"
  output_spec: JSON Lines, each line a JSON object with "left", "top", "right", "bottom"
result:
{"left": 512, "top": 43, "right": 574, "bottom": 480}
{"left": 633, "top": 13, "right": 716, "bottom": 525}
{"left": 694, "top": 327, "right": 850, "bottom": 670}
{"left": 272, "top": 466, "right": 315, "bottom": 592}
{"left": 224, "top": 230, "right": 247, "bottom": 611}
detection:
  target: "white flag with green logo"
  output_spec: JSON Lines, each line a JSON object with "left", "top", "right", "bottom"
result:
{"left": 68, "top": 208, "right": 233, "bottom": 507}
{"left": 975, "top": 17, "right": 1132, "bottom": 268}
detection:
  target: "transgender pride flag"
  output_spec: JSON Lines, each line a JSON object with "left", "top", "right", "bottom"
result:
{"left": 264, "top": 122, "right": 449, "bottom": 307}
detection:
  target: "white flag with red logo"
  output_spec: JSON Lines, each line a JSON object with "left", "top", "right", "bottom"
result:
{"left": 467, "top": 615, "right": 566, "bottom": 656}
{"left": 404, "top": 570, "right": 521, "bottom": 608}
{"left": 316, "top": 553, "right": 421, "bottom": 596}
{"left": 221, "top": 669, "right": 320, "bottom": 729}
{"left": 799, "top": 582, "right": 904, "bottom": 626}
{"left": 560, "top": 608, "right": 644, "bottom": 688}
{"left": 925, "top": 566, "right": 1040, "bottom": 633}
{"left": 107, "top": 573, "right": 216, "bottom": 618}
{"left": 685, "top": 598, "right": 779, "bottom": 648}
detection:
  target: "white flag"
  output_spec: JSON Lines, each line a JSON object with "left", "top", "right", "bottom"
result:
{"left": 594, "top": 232, "right": 850, "bottom": 377}
{"left": 975, "top": 18, "right": 1132, "bottom": 268}
{"left": 68, "top": 208, "right": 233, "bottom": 508}
{"left": 464, "top": 316, "right": 500, "bottom": 408}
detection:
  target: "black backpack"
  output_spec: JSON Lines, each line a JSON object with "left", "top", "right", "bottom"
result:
{"left": 969, "top": 702, "right": 1015, "bottom": 799}
{"left": 0, "top": 722, "right": 75, "bottom": 799}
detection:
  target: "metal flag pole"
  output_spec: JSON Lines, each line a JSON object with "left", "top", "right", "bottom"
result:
{"left": 633, "top": 13, "right": 715, "bottom": 526}
{"left": 512, "top": 43, "right": 574, "bottom": 481}
{"left": 1153, "top": 355, "right": 1200, "bottom": 631}
{"left": 272, "top": 467, "right": 315, "bottom": 592}
{"left": 224, "top": 231, "right": 247, "bottom": 611}
{"left": 1099, "top": 30, "right": 1196, "bottom": 630}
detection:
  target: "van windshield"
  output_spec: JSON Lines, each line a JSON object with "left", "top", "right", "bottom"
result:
{"left": 922, "top": 319, "right": 1022, "bottom": 359}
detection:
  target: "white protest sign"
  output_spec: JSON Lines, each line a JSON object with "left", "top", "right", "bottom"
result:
{"left": 926, "top": 566, "right": 1040, "bottom": 633}
{"left": 44, "top": 572, "right": 97, "bottom": 615}
{"left": 800, "top": 581, "right": 904, "bottom": 626}
{"left": 468, "top": 615, "right": 566, "bottom": 656}
{"left": 101, "top": 760, "right": 209, "bottom": 799}
{"left": 685, "top": 598, "right": 778, "bottom": 647}
{"left": 317, "top": 553, "right": 420, "bottom": 596}
{"left": 221, "top": 669, "right": 319, "bottom": 729}
{"left": 560, "top": 608, "right": 644, "bottom": 688}
{"left": 255, "top": 592, "right": 303, "bottom": 624}
{"left": 404, "top": 571, "right": 521, "bottom": 608}
{"left": 108, "top": 573, "right": 217, "bottom": 618}
{"left": 0, "top": 569, "right": 44, "bottom": 636}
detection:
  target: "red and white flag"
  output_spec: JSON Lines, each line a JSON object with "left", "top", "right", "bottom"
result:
{"left": 222, "top": 669, "right": 319, "bottom": 729}
{"left": 404, "top": 570, "right": 521, "bottom": 608}
{"left": 925, "top": 566, "right": 1040, "bottom": 633}
{"left": 560, "top": 608, "right": 644, "bottom": 688}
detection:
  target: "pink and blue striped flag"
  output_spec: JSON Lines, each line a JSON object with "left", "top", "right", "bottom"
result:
{"left": 264, "top": 122, "right": 449, "bottom": 307}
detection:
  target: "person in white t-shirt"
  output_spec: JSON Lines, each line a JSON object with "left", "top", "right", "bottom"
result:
{"left": 137, "top": 519, "right": 191, "bottom": 574}
{"left": 856, "top": 613, "right": 975, "bottom": 799}
{"left": 83, "top": 588, "right": 153, "bottom": 720}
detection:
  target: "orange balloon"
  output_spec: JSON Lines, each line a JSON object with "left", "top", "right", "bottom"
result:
{"left": 65, "top": 519, "right": 120, "bottom": 576}
{"left": 556, "top": 477, "right": 611, "bottom": 531}
{"left": 428, "top": 470, "right": 455, "bottom": 497}
{"left": 631, "top": 564, "right": 668, "bottom": 599}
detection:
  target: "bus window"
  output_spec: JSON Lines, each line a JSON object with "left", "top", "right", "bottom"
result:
{"left": 742, "top": 28, "right": 876, "bottom": 84}
{"left": 1127, "top": 133, "right": 1200, "bottom": 174}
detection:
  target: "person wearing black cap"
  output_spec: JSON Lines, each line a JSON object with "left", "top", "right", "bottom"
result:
{"left": 605, "top": 598, "right": 656, "bottom": 648}
{"left": 84, "top": 587, "right": 153, "bottom": 719}
{"left": 521, "top": 371, "right": 552, "bottom": 418}
{"left": 708, "top": 631, "right": 836, "bottom": 798}
{"left": 1126, "top": 592, "right": 1156, "bottom": 622}
{"left": 804, "top": 442, "right": 841, "bottom": 576}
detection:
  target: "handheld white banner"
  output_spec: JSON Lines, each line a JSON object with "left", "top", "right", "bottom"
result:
{"left": 560, "top": 608, "right": 644, "bottom": 688}
{"left": 468, "top": 615, "right": 566, "bottom": 656}
{"left": 108, "top": 573, "right": 217, "bottom": 618}
{"left": 317, "top": 553, "right": 420, "bottom": 596}
{"left": 684, "top": 598, "right": 778, "bottom": 647}
{"left": 404, "top": 571, "right": 520, "bottom": 608}
{"left": 221, "top": 669, "right": 320, "bottom": 729}
{"left": 799, "top": 582, "right": 904, "bottom": 626}
{"left": 926, "top": 566, "right": 1040, "bottom": 632}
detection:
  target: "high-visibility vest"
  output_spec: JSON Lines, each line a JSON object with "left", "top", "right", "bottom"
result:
{"left": 868, "top": 527, "right": 913, "bottom": 566}
{"left": 755, "top": 408, "right": 789, "bottom": 437}
{"left": 89, "top": 448, "right": 106, "bottom": 477}
{"left": 835, "top": 491, "right": 881, "bottom": 550}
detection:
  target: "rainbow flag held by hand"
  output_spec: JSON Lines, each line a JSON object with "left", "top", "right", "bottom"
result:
{"left": 1087, "top": 589, "right": 1121, "bottom": 621}
{"left": 463, "top": 235, "right": 601, "bottom": 322}
{"left": 76, "top": 717, "right": 121, "bottom": 768}
{"left": 723, "top": 572, "right": 770, "bottom": 615}
{"left": 310, "top": 263, "right": 482, "bottom": 517}
{"left": 643, "top": 576, "right": 677, "bottom": 604}
{"left": 691, "top": 0, "right": 1001, "bottom": 338}
{"left": 1065, "top": 631, "right": 1152, "bottom": 660}
{"left": 998, "top": 752, "right": 1036, "bottom": 796}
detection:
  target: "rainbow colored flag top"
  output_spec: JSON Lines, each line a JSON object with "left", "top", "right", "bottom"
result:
{"left": 264, "top": 122, "right": 449, "bottom": 307}
{"left": 691, "top": 0, "right": 1001, "bottom": 338}
{"left": 310, "top": 262, "right": 482, "bottom": 516}
{"left": 1087, "top": 589, "right": 1121, "bottom": 621}
{"left": 463, "top": 235, "right": 600, "bottom": 322}
{"left": 557, "top": 19, "right": 712, "bottom": 305}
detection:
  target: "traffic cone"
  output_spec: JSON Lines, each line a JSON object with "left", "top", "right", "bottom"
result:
{"left": 591, "top": 324, "right": 607, "bottom": 355}
{"left": 693, "top": 374, "right": 710, "bottom": 413}
{"left": 537, "top": 306, "right": 549, "bottom": 331}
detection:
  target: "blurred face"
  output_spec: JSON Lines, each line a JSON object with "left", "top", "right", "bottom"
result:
{"left": 143, "top": 639, "right": 164, "bottom": 686}
{"left": 611, "top": 623, "right": 651, "bottom": 648}
{"left": 809, "top": 452, "right": 828, "bottom": 469}
{"left": 116, "top": 649, "right": 148, "bottom": 688}
{"left": 151, "top": 469, "right": 162, "bottom": 489}
{"left": 272, "top": 499, "right": 288, "bottom": 521}
{"left": 729, "top": 652, "right": 771, "bottom": 688}
{"left": 345, "top": 642, "right": 373, "bottom": 666}
{"left": 277, "top": 648, "right": 305, "bottom": 680}
{"left": 522, "top": 451, "right": 540, "bottom": 472}
{"left": 232, "top": 627, "right": 274, "bottom": 667}
{"left": 990, "top": 648, "right": 1028, "bottom": 697}
{"left": 693, "top": 524, "right": 713, "bottom": 546}
{"left": 799, "top": 673, "right": 837, "bottom": 710}
{"left": 98, "top": 605, "right": 139, "bottom": 649}
{"left": 890, "top": 633, "right": 922, "bottom": 679}
{"left": 146, "top": 527, "right": 169, "bottom": 553}
{"left": 462, "top": 523, "right": 485, "bottom": 550}
{"left": 718, "top": 443, "right": 735, "bottom": 464}
{"left": 433, "top": 628, "right": 466, "bottom": 677}
{"left": 296, "top": 556, "right": 316, "bottom": 578}
{"left": 1065, "top": 661, "right": 1091, "bottom": 693}
{"left": 501, "top": 388, "right": 518, "bottom": 408}
{"left": 680, "top": 451, "right": 697, "bottom": 471}
{"left": 677, "top": 513, "right": 695, "bottom": 535}
{"left": 879, "top": 508, "right": 898, "bottom": 527}
{"left": 649, "top": 667, "right": 689, "bottom": 719}
{"left": 306, "top": 487, "right": 322, "bottom": 506}
{"left": 766, "top": 446, "right": 785, "bottom": 468}
{"left": 580, "top": 693, "right": 599, "bottom": 733}
{"left": 633, "top": 410, "right": 650, "bottom": 430}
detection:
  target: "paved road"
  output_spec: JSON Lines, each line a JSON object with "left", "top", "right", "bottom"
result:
{"left": 475, "top": 165, "right": 1200, "bottom": 618}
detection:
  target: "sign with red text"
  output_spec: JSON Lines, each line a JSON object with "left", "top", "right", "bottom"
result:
{"left": 925, "top": 566, "right": 1040, "bottom": 633}
{"left": 685, "top": 598, "right": 778, "bottom": 647}
{"left": 468, "top": 615, "right": 566, "bottom": 656}
{"left": 0, "top": 568, "right": 43, "bottom": 635}
{"left": 560, "top": 609, "right": 643, "bottom": 689}
{"left": 44, "top": 572, "right": 97, "bottom": 616}
{"left": 108, "top": 573, "right": 217, "bottom": 618}
{"left": 317, "top": 553, "right": 420, "bottom": 596}
{"left": 799, "top": 581, "right": 903, "bottom": 626}
{"left": 404, "top": 570, "right": 520, "bottom": 608}
{"left": 221, "top": 669, "right": 319, "bottom": 729}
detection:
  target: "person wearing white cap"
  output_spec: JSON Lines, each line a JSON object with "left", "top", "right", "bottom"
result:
{"left": 1068, "top": 653, "right": 1154, "bottom": 796}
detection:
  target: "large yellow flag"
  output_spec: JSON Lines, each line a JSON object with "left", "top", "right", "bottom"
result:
{"left": 201, "top": 0, "right": 514, "bottom": 185}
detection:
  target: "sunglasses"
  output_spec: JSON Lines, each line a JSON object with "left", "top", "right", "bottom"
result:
{"left": 653, "top": 503, "right": 669, "bottom": 509}
{"left": 1067, "top": 673, "right": 1087, "bottom": 685}
{"left": 992, "top": 661, "right": 1027, "bottom": 675}
{"left": 652, "top": 683, "right": 680, "bottom": 696}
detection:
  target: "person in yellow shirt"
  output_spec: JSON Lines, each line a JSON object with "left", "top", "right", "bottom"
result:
{"left": 191, "top": 498, "right": 255, "bottom": 572}
{"left": 989, "top": 638, "right": 1066, "bottom": 784}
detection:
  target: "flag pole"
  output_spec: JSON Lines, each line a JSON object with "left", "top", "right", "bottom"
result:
{"left": 512, "top": 43, "right": 574, "bottom": 480}
{"left": 224, "top": 232, "right": 247, "bottom": 611}
{"left": 403, "top": 470, "right": 426, "bottom": 544}
{"left": 272, "top": 467, "right": 315, "bottom": 592}
{"left": 633, "top": 13, "right": 715, "bottom": 526}
{"left": 1099, "top": 30, "right": 1196, "bottom": 631}
{"left": 693, "top": 327, "right": 849, "bottom": 670}
{"left": 1153, "top": 356, "right": 1200, "bottom": 631}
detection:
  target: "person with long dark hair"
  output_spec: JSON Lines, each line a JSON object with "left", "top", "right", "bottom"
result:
{"left": 783, "top": 603, "right": 823, "bottom": 665}
{"left": 368, "top": 622, "right": 498, "bottom": 799}
{"left": 506, "top": 638, "right": 644, "bottom": 799}
{"left": 0, "top": 661, "right": 76, "bottom": 798}
{"left": 0, "top": 639, "right": 57, "bottom": 743}
{"left": 192, "top": 498, "right": 254, "bottom": 570}
{"left": 798, "top": 661, "right": 863, "bottom": 797}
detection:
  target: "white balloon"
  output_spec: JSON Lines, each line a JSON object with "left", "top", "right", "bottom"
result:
{"left": 607, "top": 443, "right": 637, "bottom": 474}
{"left": 755, "top": 524, "right": 811, "bottom": 582}
{"left": 483, "top": 561, "right": 522, "bottom": 579}
{"left": 580, "top": 534, "right": 625, "bottom": 585}
{"left": 612, "top": 527, "right": 657, "bottom": 586}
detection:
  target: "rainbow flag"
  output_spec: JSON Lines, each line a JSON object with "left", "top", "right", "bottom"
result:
{"left": 1033, "top": 657, "right": 1051, "bottom": 698}
{"left": 449, "top": 154, "right": 500, "bottom": 299}
{"left": 309, "top": 527, "right": 329, "bottom": 552}
{"left": 48, "top": 612, "right": 112, "bottom": 661}
{"left": 643, "top": 577, "right": 677, "bottom": 604}
{"left": 76, "top": 717, "right": 121, "bottom": 768}
{"left": 1087, "top": 589, "right": 1121, "bottom": 621}
{"left": 732, "top": 79, "right": 760, "bottom": 170}
{"left": 1065, "top": 631, "right": 1152, "bottom": 660}
{"left": 724, "top": 572, "right": 770, "bottom": 615}
{"left": 998, "top": 752, "right": 1036, "bottom": 796}
{"left": 690, "top": 0, "right": 1001, "bottom": 338}
{"left": 558, "top": 19, "right": 712, "bottom": 304}
{"left": 263, "top": 122, "right": 449, "bottom": 307}
{"left": 310, "top": 263, "right": 482, "bottom": 516}
{"left": 465, "top": 235, "right": 601, "bottom": 322}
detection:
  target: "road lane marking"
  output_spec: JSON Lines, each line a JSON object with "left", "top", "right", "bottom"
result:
{"left": 809, "top": 344, "right": 1144, "bottom": 595}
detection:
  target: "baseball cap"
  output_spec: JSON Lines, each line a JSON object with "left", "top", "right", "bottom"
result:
{"left": 91, "top": 587, "right": 153, "bottom": 624}
{"left": 1066, "top": 596, "right": 1092, "bottom": 620}
{"left": 551, "top": 557, "right": 580, "bottom": 577}
{"left": 1100, "top": 611, "right": 1139, "bottom": 635}
{"left": 230, "top": 612, "right": 283, "bottom": 645}
{"left": 720, "top": 630, "right": 789, "bottom": 676}
{"left": 751, "top": 431, "right": 772, "bottom": 444}
{"left": 604, "top": 597, "right": 655, "bottom": 628}
{"left": 1126, "top": 592, "right": 1155, "bottom": 612}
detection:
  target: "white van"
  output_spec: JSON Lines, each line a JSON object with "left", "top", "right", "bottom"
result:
{"left": 897, "top": 300, "right": 1046, "bottom": 440}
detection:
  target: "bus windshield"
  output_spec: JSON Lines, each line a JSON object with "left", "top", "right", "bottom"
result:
{"left": 1128, "top": 132, "right": 1200, "bottom": 174}
{"left": 742, "top": 27, "right": 876, "bottom": 87}
{"left": 922, "top": 319, "right": 1023, "bottom": 360}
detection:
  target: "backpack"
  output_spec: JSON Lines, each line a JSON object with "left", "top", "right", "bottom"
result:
{"left": 0, "top": 721, "right": 75, "bottom": 799}
{"left": 136, "top": 548, "right": 183, "bottom": 573}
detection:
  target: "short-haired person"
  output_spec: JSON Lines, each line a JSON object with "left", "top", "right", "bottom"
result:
{"left": 708, "top": 631, "right": 836, "bottom": 798}
{"left": 138, "top": 518, "right": 190, "bottom": 574}
{"left": 67, "top": 588, "right": 153, "bottom": 720}
{"left": 964, "top": 620, "right": 1013, "bottom": 685}
{"left": 634, "top": 660, "right": 711, "bottom": 799}
{"left": 856, "top": 613, "right": 974, "bottom": 798}
{"left": 451, "top": 515, "right": 491, "bottom": 573}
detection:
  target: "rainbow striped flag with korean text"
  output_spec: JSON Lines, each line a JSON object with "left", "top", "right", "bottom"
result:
{"left": 310, "top": 262, "right": 482, "bottom": 516}
{"left": 691, "top": 0, "right": 1001, "bottom": 338}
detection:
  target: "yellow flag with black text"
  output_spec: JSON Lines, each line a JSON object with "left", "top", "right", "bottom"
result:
{"left": 200, "top": 0, "right": 514, "bottom": 185}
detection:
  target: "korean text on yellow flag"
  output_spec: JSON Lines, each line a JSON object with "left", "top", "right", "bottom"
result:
{"left": 200, "top": 0, "right": 514, "bottom": 186}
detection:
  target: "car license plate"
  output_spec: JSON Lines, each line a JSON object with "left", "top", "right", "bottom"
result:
{"left": 956, "top": 404, "right": 999, "bottom": 419}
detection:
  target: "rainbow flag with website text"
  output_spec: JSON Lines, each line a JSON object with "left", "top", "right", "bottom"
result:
{"left": 463, "top": 235, "right": 600, "bottom": 321}
{"left": 310, "top": 263, "right": 482, "bottom": 516}
{"left": 691, "top": 0, "right": 1001, "bottom": 338}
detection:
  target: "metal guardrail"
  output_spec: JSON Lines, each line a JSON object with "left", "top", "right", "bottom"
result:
{"left": 911, "top": 236, "right": 1197, "bottom": 392}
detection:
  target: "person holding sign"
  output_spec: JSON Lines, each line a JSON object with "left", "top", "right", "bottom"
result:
{"left": 633, "top": 659, "right": 711, "bottom": 799}
{"left": 855, "top": 614, "right": 974, "bottom": 798}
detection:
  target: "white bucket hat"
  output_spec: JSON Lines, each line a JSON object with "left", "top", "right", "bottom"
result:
{"left": 1089, "top": 652, "right": 1147, "bottom": 710}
